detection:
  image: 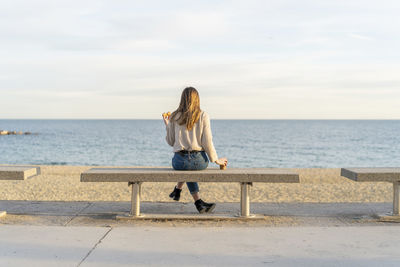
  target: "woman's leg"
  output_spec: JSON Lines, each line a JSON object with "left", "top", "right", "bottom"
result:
{"left": 171, "top": 151, "right": 214, "bottom": 212}
{"left": 186, "top": 182, "right": 200, "bottom": 201}
{"left": 171, "top": 153, "right": 185, "bottom": 198}
{"left": 170, "top": 182, "right": 185, "bottom": 201}
{"left": 191, "top": 192, "right": 200, "bottom": 201}
{"left": 176, "top": 182, "right": 185, "bottom": 189}
{"left": 187, "top": 152, "right": 210, "bottom": 203}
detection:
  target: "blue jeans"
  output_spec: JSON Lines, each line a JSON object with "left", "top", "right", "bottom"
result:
{"left": 172, "top": 151, "right": 209, "bottom": 194}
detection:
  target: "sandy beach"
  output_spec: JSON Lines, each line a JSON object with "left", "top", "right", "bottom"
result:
{"left": 0, "top": 166, "right": 392, "bottom": 203}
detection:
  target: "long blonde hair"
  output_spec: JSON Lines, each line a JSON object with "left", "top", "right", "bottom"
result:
{"left": 170, "top": 87, "right": 201, "bottom": 131}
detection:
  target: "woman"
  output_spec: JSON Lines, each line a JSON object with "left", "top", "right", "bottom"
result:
{"left": 163, "top": 87, "right": 228, "bottom": 213}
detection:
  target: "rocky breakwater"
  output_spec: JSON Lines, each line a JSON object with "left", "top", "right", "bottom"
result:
{"left": 0, "top": 130, "right": 32, "bottom": 135}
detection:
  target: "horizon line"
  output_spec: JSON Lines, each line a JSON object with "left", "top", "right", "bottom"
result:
{"left": 1, "top": 118, "right": 400, "bottom": 121}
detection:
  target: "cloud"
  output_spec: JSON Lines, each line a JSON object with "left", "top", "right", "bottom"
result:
{"left": 348, "top": 33, "right": 374, "bottom": 41}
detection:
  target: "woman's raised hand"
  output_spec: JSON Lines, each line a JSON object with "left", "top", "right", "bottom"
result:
{"left": 162, "top": 112, "right": 171, "bottom": 126}
{"left": 215, "top": 157, "right": 228, "bottom": 167}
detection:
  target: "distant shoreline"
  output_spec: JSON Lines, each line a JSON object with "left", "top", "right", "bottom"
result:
{"left": 0, "top": 130, "right": 32, "bottom": 135}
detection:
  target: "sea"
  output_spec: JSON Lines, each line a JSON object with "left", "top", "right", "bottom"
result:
{"left": 0, "top": 120, "right": 399, "bottom": 168}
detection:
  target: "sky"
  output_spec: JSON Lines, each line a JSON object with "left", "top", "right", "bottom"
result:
{"left": 0, "top": 0, "right": 399, "bottom": 119}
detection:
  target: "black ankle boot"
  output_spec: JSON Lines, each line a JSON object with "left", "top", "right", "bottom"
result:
{"left": 169, "top": 186, "right": 182, "bottom": 201}
{"left": 195, "top": 199, "right": 216, "bottom": 214}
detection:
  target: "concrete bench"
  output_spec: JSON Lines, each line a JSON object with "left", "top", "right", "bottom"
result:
{"left": 0, "top": 166, "right": 41, "bottom": 217}
{"left": 81, "top": 167, "right": 300, "bottom": 219}
{"left": 341, "top": 168, "right": 400, "bottom": 222}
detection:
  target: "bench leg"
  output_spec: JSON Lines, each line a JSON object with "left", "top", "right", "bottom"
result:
{"left": 130, "top": 182, "right": 142, "bottom": 217}
{"left": 379, "top": 181, "right": 400, "bottom": 222}
{"left": 240, "top": 182, "right": 252, "bottom": 217}
{"left": 394, "top": 181, "right": 399, "bottom": 216}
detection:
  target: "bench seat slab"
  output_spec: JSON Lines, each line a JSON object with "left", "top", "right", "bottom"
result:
{"left": 0, "top": 166, "right": 41, "bottom": 180}
{"left": 81, "top": 168, "right": 300, "bottom": 183}
{"left": 341, "top": 168, "right": 400, "bottom": 182}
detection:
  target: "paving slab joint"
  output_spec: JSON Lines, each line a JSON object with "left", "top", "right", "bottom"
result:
{"left": 64, "top": 202, "right": 93, "bottom": 226}
{"left": 77, "top": 227, "right": 113, "bottom": 266}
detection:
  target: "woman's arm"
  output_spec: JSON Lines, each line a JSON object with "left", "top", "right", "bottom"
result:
{"left": 164, "top": 115, "right": 175, "bottom": 146}
{"left": 201, "top": 112, "right": 228, "bottom": 166}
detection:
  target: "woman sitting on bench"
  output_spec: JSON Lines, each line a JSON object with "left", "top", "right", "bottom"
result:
{"left": 163, "top": 87, "right": 228, "bottom": 213}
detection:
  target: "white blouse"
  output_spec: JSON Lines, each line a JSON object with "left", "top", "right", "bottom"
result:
{"left": 165, "top": 111, "right": 218, "bottom": 162}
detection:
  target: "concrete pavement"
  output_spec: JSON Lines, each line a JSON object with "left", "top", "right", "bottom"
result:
{"left": 1, "top": 201, "right": 400, "bottom": 266}
{"left": 1, "top": 225, "right": 400, "bottom": 266}
{"left": 0, "top": 225, "right": 109, "bottom": 267}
